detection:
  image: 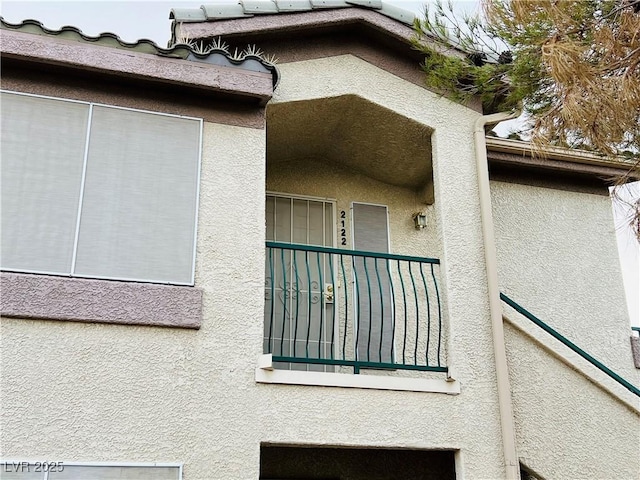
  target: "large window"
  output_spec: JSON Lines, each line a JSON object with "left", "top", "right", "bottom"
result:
{"left": 1, "top": 91, "right": 202, "bottom": 285}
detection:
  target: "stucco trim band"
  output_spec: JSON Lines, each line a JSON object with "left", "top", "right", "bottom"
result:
{"left": 0, "top": 272, "right": 203, "bottom": 329}
{"left": 256, "top": 355, "right": 460, "bottom": 394}
{"left": 0, "top": 29, "right": 274, "bottom": 103}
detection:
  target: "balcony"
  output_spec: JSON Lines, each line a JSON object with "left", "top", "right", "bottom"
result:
{"left": 264, "top": 242, "right": 447, "bottom": 376}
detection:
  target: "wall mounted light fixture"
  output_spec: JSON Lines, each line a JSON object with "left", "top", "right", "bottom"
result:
{"left": 413, "top": 212, "right": 427, "bottom": 229}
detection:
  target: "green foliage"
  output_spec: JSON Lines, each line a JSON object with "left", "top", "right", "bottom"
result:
{"left": 413, "top": 0, "right": 640, "bottom": 239}
{"left": 413, "top": 1, "right": 530, "bottom": 114}
{"left": 414, "top": 1, "right": 635, "bottom": 121}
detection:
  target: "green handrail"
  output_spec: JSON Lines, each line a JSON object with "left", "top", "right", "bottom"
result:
{"left": 266, "top": 241, "right": 440, "bottom": 264}
{"left": 500, "top": 292, "right": 640, "bottom": 398}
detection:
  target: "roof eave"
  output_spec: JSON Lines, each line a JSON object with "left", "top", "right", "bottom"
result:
{"left": 487, "top": 136, "right": 636, "bottom": 169}
{"left": 0, "top": 29, "right": 274, "bottom": 104}
{"left": 173, "top": 8, "right": 418, "bottom": 49}
{"left": 486, "top": 136, "right": 638, "bottom": 180}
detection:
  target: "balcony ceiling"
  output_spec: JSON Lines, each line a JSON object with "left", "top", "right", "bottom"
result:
{"left": 267, "top": 95, "right": 433, "bottom": 190}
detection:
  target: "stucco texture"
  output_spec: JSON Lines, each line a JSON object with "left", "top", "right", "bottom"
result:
{"left": 1, "top": 272, "right": 202, "bottom": 328}
{"left": 267, "top": 158, "right": 442, "bottom": 267}
{"left": 505, "top": 322, "right": 640, "bottom": 480}
{"left": 261, "top": 55, "right": 506, "bottom": 479}
{"left": 1, "top": 122, "right": 268, "bottom": 479}
{"left": 492, "top": 180, "right": 640, "bottom": 478}
{"left": 491, "top": 180, "right": 639, "bottom": 381}
{"left": 2, "top": 55, "right": 505, "bottom": 480}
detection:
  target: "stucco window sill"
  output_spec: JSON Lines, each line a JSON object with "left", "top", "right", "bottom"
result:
{"left": 255, "top": 354, "right": 460, "bottom": 394}
{"left": 0, "top": 272, "right": 202, "bottom": 329}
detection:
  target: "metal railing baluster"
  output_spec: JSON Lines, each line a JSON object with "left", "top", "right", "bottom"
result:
{"left": 374, "top": 258, "right": 385, "bottom": 363}
{"left": 363, "top": 256, "right": 373, "bottom": 363}
{"left": 317, "top": 252, "right": 324, "bottom": 359}
{"left": 419, "top": 262, "right": 431, "bottom": 366}
{"left": 305, "top": 251, "right": 311, "bottom": 359}
{"left": 398, "top": 259, "right": 408, "bottom": 365}
{"left": 386, "top": 259, "right": 396, "bottom": 362}
{"left": 328, "top": 253, "right": 335, "bottom": 360}
{"left": 268, "top": 247, "right": 275, "bottom": 354}
{"left": 293, "top": 252, "right": 300, "bottom": 358}
{"left": 280, "top": 248, "right": 287, "bottom": 356}
{"left": 431, "top": 263, "right": 443, "bottom": 367}
{"left": 340, "top": 254, "right": 348, "bottom": 362}
{"left": 408, "top": 262, "right": 419, "bottom": 365}
{"left": 353, "top": 255, "right": 361, "bottom": 371}
{"left": 265, "top": 242, "right": 446, "bottom": 375}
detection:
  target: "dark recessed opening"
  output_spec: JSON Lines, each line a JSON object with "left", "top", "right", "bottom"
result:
{"left": 260, "top": 445, "right": 456, "bottom": 480}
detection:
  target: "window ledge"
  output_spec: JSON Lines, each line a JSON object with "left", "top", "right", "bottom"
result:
{"left": 255, "top": 354, "right": 460, "bottom": 394}
{"left": 0, "top": 272, "right": 202, "bottom": 329}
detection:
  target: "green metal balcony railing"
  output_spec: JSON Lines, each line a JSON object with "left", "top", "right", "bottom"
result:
{"left": 264, "top": 242, "right": 447, "bottom": 374}
{"left": 501, "top": 292, "right": 640, "bottom": 398}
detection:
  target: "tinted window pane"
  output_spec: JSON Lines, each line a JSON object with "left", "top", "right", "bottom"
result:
{"left": 74, "top": 106, "right": 200, "bottom": 284}
{"left": 0, "top": 93, "right": 89, "bottom": 274}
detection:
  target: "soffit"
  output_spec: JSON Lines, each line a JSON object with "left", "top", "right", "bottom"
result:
{"left": 267, "top": 95, "right": 433, "bottom": 190}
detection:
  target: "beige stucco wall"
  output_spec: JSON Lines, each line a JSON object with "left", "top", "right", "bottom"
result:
{"left": 1, "top": 54, "right": 512, "bottom": 480}
{"left": 505, "top": 322, "right": 640, "bottom": 480}
{"left": 1, "top": 122, "right": 268, "bottom": 478}
{"left": 491, "top": 180, "right": 638, "bottom": 380}
{"left": 263, "top": 55, "right": 508, "bottom": 479}
{"left": 6, "top": 53, "right": 635, "bottom": 480}
{"left": 267, "top": 158, "right": 442, "bottom": 262}
{"left": 492, "top": 180, "right": 640, "bottom": 478}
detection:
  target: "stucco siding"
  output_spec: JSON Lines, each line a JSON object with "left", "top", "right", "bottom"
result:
{"left": 505, "top": 321, "right": 640, "bottom": 480}
{"left": 491, "top": 180, "right": 638, "bottom": 380}
{"left": 267, "top": 158, "right": 442, "bottom": 263}
{"left": 266, "top": 55, "right": 507, "bottom": 479}
{"left": 1, "top": 56, "right": 512, "bottom": 480}
{"left": 1, "top": 122, "right": 268, "bottom": 479}
{"left": 9, "top": 52, "right": 636, "bottom": 480}
{"left": 493, "top": 180, "right": 640, "bottom": 478}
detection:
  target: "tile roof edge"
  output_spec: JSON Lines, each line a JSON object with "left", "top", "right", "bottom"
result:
{"left": 1, "top": 17, "right": 179, "bottom": 54}
{"left": 170, "top": 1, "right": 416, "bottom": 26}
{"left": 1, "top": 27, "right": 275, "bottom": 103}
{"left": 0, "top": 16, "right": 279, "bottom": 86}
